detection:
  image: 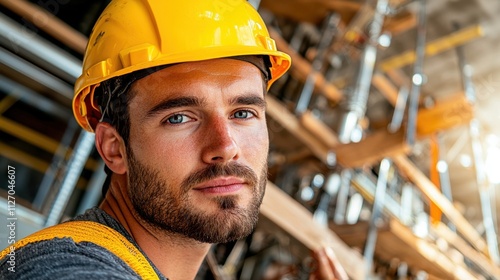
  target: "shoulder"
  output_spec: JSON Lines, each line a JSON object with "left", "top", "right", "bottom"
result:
{"left": 0, "top": 237, "right": 140, "bottom": 280}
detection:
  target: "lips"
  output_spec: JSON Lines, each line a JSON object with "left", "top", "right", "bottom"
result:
{"left": 192, "top": 177, "right": 246, "bottom": 194}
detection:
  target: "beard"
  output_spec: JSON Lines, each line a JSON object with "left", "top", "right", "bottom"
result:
{"left": 127, "top": 149, "right": 267, "bottom": 244}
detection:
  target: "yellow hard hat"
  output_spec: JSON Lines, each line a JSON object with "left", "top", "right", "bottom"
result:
{"left": 73, "top": 0, "right": 291, "bottom": 132}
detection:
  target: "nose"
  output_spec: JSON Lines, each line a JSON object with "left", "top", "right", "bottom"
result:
{"left": 201, "top": 117, "right": 240, "bottom": 164}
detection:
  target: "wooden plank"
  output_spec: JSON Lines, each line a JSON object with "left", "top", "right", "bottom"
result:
{"left": 416, "top": 93, "right": 474, "bottom": 136}
{"left": 0, "top": 0, "right": 87, "bottom": 54}
{"left": 269, "top": 28, "right": 344, "bottom": 103}
{"left": 266, "top": 95, "right": 332, "bottom": 165}
{"left": 261, "top": 182, "right": 365, "bottom": 280}
{"left": 335, "top": 128, "right": 410, "bottom": 168}
{"left": 300, "top": 111, "right": 339, "bottom": 147}
{"left": 349, "top": 174, "right": 490, "bottom": 279}
{"left": 392, "top": 154, "right": 489, "bottom": 255}
{"left": 386, "top": 219, "right": 476, "bottom": 279}
{"left": 372, "top": 72, "right": 399, "bottom": 106}
{"left": 0, "top": 116, "right": 60, "bottom": 153}
{"left": 261, "top": 0, "right": 329, "bottom": 24}
{"left": 433, "top": 222, "right": 500, "bottom": 279}
{"left": 0, "top": 95, "right": 18, "bottom": 114}
{"left": 382, "top": 10, "right": 417, "bottom": 35}
{"left": 0, "top": 117, "right": 98, "bottom": 171}
{"left": 386, "top": 68, "right": 411, "bottom": 90}
{"left": 379, "top": 25, "right": 484, "bottom": 72}
{"left": 331, "top": 220, "right": 476, "bottom": 279}
{"left": 0, "top": 142, "right": 48, "bottom": 173}
{"left": 262, "top": 0, "right": 415, "bottom": 35}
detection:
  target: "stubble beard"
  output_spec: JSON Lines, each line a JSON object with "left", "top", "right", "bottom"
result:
{"left": 127, "top": 149, "right": 267, "bottom": 244}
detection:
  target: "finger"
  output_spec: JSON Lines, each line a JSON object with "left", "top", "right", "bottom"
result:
{"left": 324, "top": 247, "right": 348, "bottom": 280}
{"left": 312, "top": 248, "right": 335, "bottom": 280}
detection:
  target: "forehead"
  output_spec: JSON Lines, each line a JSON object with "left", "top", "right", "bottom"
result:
{"left": 132, "top": 59, "right": 265, "bottom": 97}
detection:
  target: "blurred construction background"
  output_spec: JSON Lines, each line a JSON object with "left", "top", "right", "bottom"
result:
{"left": 0, "top": 0, "right": 499, "bottom": 279}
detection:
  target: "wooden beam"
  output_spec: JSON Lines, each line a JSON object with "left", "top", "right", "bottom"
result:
{"left": 0, "top": 116, "right": 60, "bottom": 153}
{"left": 372, "top": 72, "right": 399, "bottom": 106}
{"left": 0, "top": 142, "right": 48, "bottom": 173}
{"left": 300, "top": 111, "right": 339, "bottom": 147}
{"left": 0, "top": 95, "right": 18, "bottom": 115}
{"left": 416, "top": 93, "right": 474, "bottom": 136}
{"left": 266, "top": 95, "right": 332, "bottom": 165}
{"left": 349, "top": 175, "right": 489, "bottom": 279}
{"left": 0, "top": 117, "right": 98, "bottom": 171}
{"left": 262, "top": 0, "right": 416, "bottom": 35}
{"left": 382, "top": 10, "right": 417, "bottom": 35}
{"left": 433, "top": 222, "right": 500, "bottom": 279}
{"left": 335, "top": 128, "right": 410, "bottom": 168}
{"left": 392, "top": 154, "right": 489, "bottom": 255}
{"left": 261, "top": 182, "right": 365, "bottom": 280}
{"left": 261, "top": 0, "right": 329, "bottom": 24}
{"left": 269, "top": 28, "right": 343, "bottom": 103}
{"left": 0, "top": 0, "right": 87, "bottom": 54}
{"left": 386, "top": 68, "right": 410, "bottom": 88}
{"left": 379, "top": 25, "right": 484, "bottom": 72}
{"left": 331, "top": 219, "right": 477, "bottom": 279}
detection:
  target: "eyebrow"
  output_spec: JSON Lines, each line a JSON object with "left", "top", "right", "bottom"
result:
{"left": 229, "top": 95, "right": 266, "bottom": 110}
{"left": 145, "top": 94, "right": 266, "bottom": 119}
{"left": 146, "top": 96, "right": 203, "bottom": 118}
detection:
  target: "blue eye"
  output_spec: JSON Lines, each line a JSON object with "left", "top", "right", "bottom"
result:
{"left": 233, "top": 110, "right": 253, "bottom": 119}
{"left": 166, "top": 114, "right": 190, "bottom": 124}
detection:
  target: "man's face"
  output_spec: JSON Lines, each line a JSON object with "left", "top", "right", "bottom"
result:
{"left": 125, "top": 58, "right": 269, "bottom": 243}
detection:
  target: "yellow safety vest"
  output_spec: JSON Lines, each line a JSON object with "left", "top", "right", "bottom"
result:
{"left": 0, "top": 221, "right": 159, "bottom": 280}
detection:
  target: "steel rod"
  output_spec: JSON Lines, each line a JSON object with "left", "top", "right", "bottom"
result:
{"left": 406, "top": 0, "right": 426, "bottom": 146}
{"left": 0, "top": 46, "right": 74, "bottom": 100}
{"left": 0, "top": 13, "right": 81, "bottom": 82}
{"left": 295, "top": 13, "right": 339, "bottom": 115}
{"left": 469, "top": 119, "right": 500, "bottom": 265}
{"left": 337, "top": 0, "right": 388, "bottom": 143}
{"left": 363, "top": 158, "right": 391, "bottom": 275}
{"left": 44, "top": 131, "right": 95, "bottom": 226}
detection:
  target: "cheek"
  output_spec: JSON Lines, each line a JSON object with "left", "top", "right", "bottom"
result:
{"left": 129, "top": 125, "right": 186, "bottom": 169}
{"left": 242, "top": 125, "right": 269, "bottom": 163}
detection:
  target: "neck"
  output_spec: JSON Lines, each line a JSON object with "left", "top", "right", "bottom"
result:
{"left": 99, "top": 174, "right": 211, "bottom": 280}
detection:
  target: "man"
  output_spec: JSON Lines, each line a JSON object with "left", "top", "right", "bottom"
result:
{"left": 0, "top": 0, "right": 346, "bottom": 279}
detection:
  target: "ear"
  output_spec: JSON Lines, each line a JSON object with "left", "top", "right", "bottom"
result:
{"left": 95, "top": 122, "right": 127, "bottom": 175}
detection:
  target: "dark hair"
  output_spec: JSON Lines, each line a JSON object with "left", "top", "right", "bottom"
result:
{"left": 96, "top": 77, "right": 134, "bottom": 145}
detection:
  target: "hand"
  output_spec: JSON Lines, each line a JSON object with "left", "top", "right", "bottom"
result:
{"left": 309, "top": 247, "right": 348, "bottom": 280}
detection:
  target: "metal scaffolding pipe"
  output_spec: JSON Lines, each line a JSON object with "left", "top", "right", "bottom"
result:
{"left": 0, "top": 0, "right": 87, "bottom": 54}
{"left": 457, "top": 35, "right": 499, "bottom": 264}
{"left": 0, "top": 46, "right": 74, "bottom": 100}
{"left": 0, "top": 13, "right": 81, "bottom": 82}
{"left": 76, "top": 160, "right": 107, "bottom": 215}
{"left": 295, "top": 13, "right": 339, "bottom": 115}
{"left": 363, "top": 158, "right": 391, "bottom": 274}
{"left": 0, "top": 75, "right": 71, "bottom": 120}
{"left": 337, "top": 0, "right": 389, "bottom": 143}
{"left": 33, "top": 120, "right": 79, "bottom": 212}
{"left": 44, "top": 130, "right": 95, "bottom": 227}
{"left": 406, "top": 0, "right": 427, "bottom": 146}
{"left": 455, "top": 23, "right": 476, "bottom": 104}
{"left": 458, "top": 55, "right": 476, "bottom": 104}
{"left": 469, "top": 120, "right": 500, "bottom": 265}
